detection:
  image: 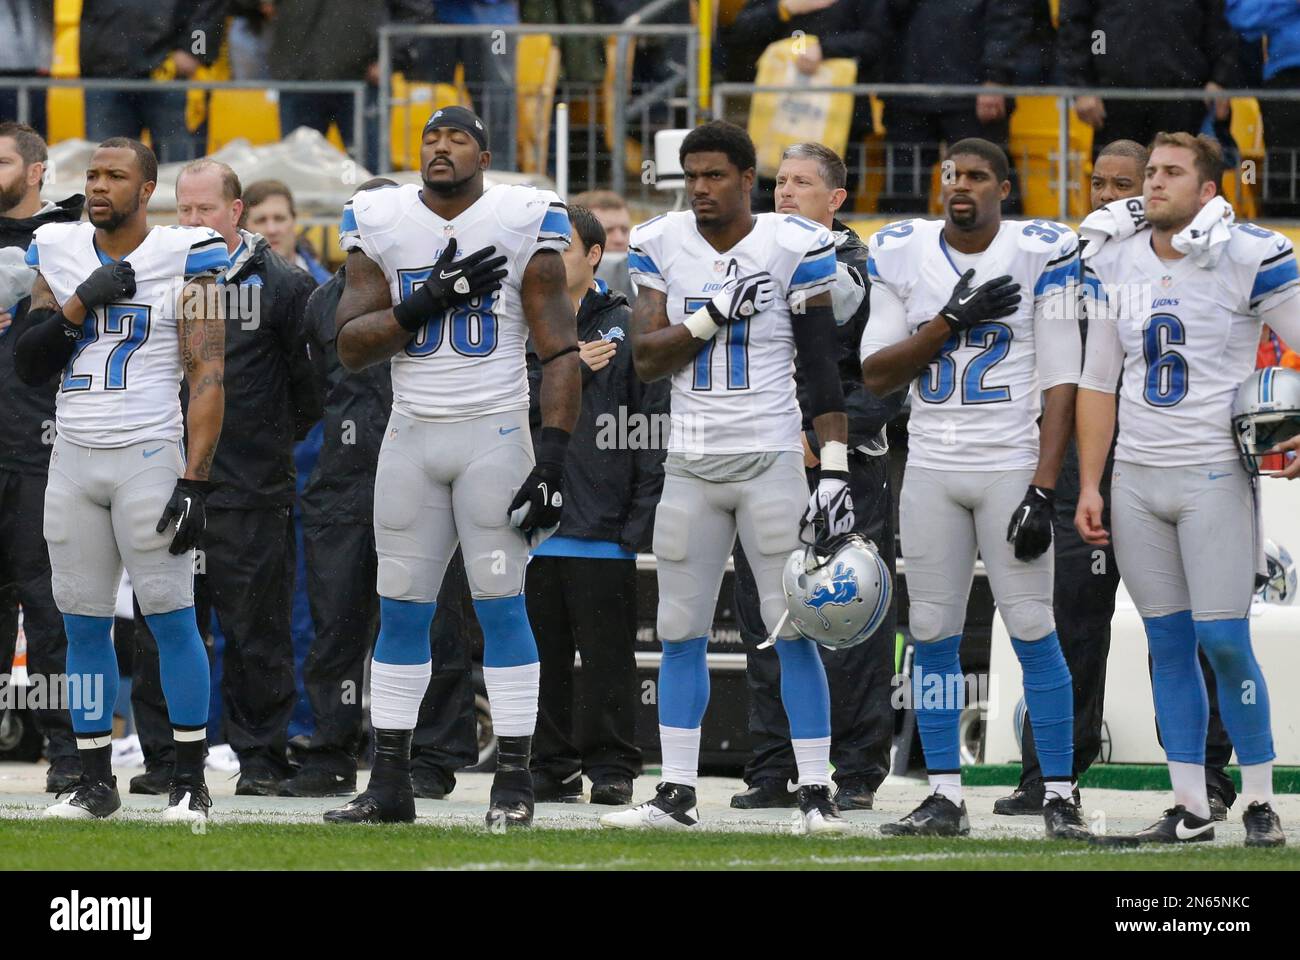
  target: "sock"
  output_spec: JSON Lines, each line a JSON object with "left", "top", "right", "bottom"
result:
{"left": 482, "top": 663, "right": 540, "bottom": 737}
{"left": 792, "top": 736, "right": 832, "bottom": 787}
{"left": 474, "top": 595, "right": 539, "bottom": 667}
{"left": 374, "top": 597, "right": 436, "bottom": 664}
{"left": 1194, "top": 617, "right": 1275, "bottom": 766}
{"left": 1169, "top": 760, "right": 1210, "bottom": 818}
{"left": 1011, "top": 632, "right": 1074, "bottom": 781}
{"left": 369, "top": 660, "right": 431, "bottom": 729}
{"left": 1043, "top": 780, "right": 1074, "bottom": 804}
{"left": 1144, "top": 611, "right": 1208, "bottom": 764}
{"left": 659, "top": 725, "right": 701, "bottom": 788}
{"left": 369, "top": 728, "right": 412, "bottom": 790}
{"left": 144, "top": 607, "right": 209, "bottom": 728}
{"left": 62, "top": 614, "right": 117, "bottom": 732}
{"left": 659, "top": 637, "right": 710, "bottom": 728}
{"left": 173, "top": 725, "right": 207, "bottom": 780}
{"left": 929, "top": 772, "right": 962, "bottom": 805}
{"left": 76, "top": 732, "right": 113, "bottom": 783}
{"left": 1241, "top": 761, "right": 1275, "bottom": 807}
{"left": 913, "top": 635, "right": 963, "bottom": 774}
{"left": 774, "top": 636, "right": 831, "bottom": 739}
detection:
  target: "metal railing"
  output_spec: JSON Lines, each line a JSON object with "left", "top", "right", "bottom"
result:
{"left": 712, "top": 82, "right": 1300, "bottom": 220}
{"left": 0, "top": 77, "right": 369, "bottom": 165}
{"left": 377, "top": 21, "right": 699, "bottom": 192}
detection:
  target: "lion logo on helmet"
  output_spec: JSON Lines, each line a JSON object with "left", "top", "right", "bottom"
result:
{"left": 802, "top": 562, "right": 859, "bottom": 629}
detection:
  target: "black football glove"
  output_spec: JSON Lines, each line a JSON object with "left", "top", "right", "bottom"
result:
{"left": 705, "top": 272, "right": 777, "bottom": 326}
{"left": 1007, "top": 484, "right": 1055, "bottom": 562}
{"left": 75, "top": 260, "right": 135, "bottom": 311}
{"left": 801, "top": 471, "right": 855, "bottom": 540}
{"left": 391, "top": 238, "right": 508, "bottom": 333}
{"left": 939, "top": 268, "right": 1020, "bottom": 335}
{"left": 156, "top": 478, "right": 211, "bottom": 555}
{"left": 507, "top": 427, "right": 569, "bottom": 548}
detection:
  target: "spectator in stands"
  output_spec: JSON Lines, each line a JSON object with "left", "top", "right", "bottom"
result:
{"left": 524, "top": 205, "right": 667, "bottom": 805}
{"left": 269, "top": 0, "right": 434, "bottom": 172}
{"left": 1058, "top": 0, "right": 1237, "bottom": 156}
{"left": 242, "top": 179, "right": 332, "bottom": 284}
{"left": 877, "top": 0, "right": 1033, "bottom": 214}
{"left": 77, "top": 1, "right": 226, "bottom": 164}
{"left": 0, "top": 1, "right": 52, "bottom": 136}
{"left": 228, "top": 1, "right": 274, "bottom": 82}
{"left": 286, "top": 180, "right": 479, "bottom": 799}
{"left": 571, "top": 189, "right": 634, "bottom": 301}
{"left": 520, "top": 0, "right": 603, "bottom": 87}
{"left": 151, "top": 159, "right": 322, "bottom": 795}
{"left": 1225, "top": 0, "right": 1300, "bottom": 217}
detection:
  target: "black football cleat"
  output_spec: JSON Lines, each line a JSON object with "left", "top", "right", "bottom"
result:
{"left": 1043, "top": 796, "right": 1091, "bottom": 840}
{"left": 797, "top": 784, "right": 848, "bottom": 835}
{"left": 323, "top": 785, "right": 415, "bottom": 824}
{"left": 280, "top": 766, "right": 357, "bottom": 798}
{"left": 589, "top": 777, "right": 634, "bottom": 806}
{"left": 832, "top": 777, "right": 875, "bottom": 811}
{"left": 410, "top": 767, "right": 454, "bottom": 800}
{"left": 533, "top": 773, "right": 583, "bottom": 803}
{"left": 993, "top": 780, "right": 1043, "bottom": 816}
{"left": 600, "top": 782, "right": 699, "bottom": 830}
{"left": 45, "top": 756, "right": 82, "bottom": 794}
{"left": 129, "top": 766, "right": 172, "bottom": 796}
{"left": 1092, "top": 805, "right": 1215, "bottom": 847}
{"left": 486, "top": 768, "right": 535, "bottom": 830}
{"left": 43, "top": 775, "right": 121, "bottom": 820}
{"left": 1207, "top": 784, "right": 1231, "bottom": 822}
{"left": 235, "top": 764, "right": 284, "bottom": 797}
{"left": 880, "top": 793, "right": 970, "bottom": 837}
{"left": 730, "top": 777, "right": 797, "bottom": 810}
{"left": 1243, "top": 802, "right": 1286, "bottom": 848}
{"left": 163, "top": 776, "right": 213, "bottom": 823}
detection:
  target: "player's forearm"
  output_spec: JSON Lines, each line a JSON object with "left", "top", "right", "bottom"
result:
{"left": 1075, "top": 387, "right": 1116, "bottom": 492}
{"left": 811, "top": 411, "right": 848, "bottom": 449}
{"left": 632, "top": 324, "right": 704, "bottom": 383}
{"left": 1033, "top": 383, "right": 1076, "bottom": 490}
{"left": 860, "top": 319, "right": 952, "bottom": 396}
{"left": 184, "top": 367, "right": 223, "bottom": 481}
{"left": 336, "top": 310, "right": 411, "bottom": 371}
{"left": 539, "top": 353, "right": 581, "bottom": 433}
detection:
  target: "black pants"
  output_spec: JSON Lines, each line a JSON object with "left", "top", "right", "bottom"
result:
{"left": 1258, "top": 68, "right": 1300, "bottom": 218}
{"left": 879, "top": 101, "right": 1019, "bottom": 215}
{"left": 0, "top": 468, "right": 75, "bottom": 761}
{"left": 1090, "top": 96, "right": 1206, "bottom": 160}
{"left": 301, "top": 523, "right": 477, "bottom": 778}
{"left": 134, "top": 507, "right": 297, "bottom": 770}
{"left": 525, "top": 555, "right": 641, "bottom": 785}
{"left": 737, "top": 452, "right": 897, "bottom": 790}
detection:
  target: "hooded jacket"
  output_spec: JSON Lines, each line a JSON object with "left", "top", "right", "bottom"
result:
{"left": 0, "top": 194, "right": 84, "bottom": 475}
{"left": 527, "top": 284, "right": 669, "bottom": 554}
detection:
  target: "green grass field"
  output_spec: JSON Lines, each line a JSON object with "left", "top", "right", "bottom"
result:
{"left": 3, "top": 821, "right": 1296, "bottom": 870}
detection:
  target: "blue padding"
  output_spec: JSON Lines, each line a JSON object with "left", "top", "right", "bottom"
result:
{"left": 375, "top": 597, "right": 435, "bottom": 665}
{"left": 659, "top": 636, "right": 709, "bottom": 729}
{"left": 473, "top": 594, "right": 539, "bottom": 668}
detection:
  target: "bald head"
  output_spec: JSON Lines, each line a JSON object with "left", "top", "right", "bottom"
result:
{"left": 176, "top": 159, "right": 244, "bottom": 248}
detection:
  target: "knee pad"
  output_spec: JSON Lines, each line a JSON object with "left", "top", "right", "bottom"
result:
{"left": 652, "top": 500, "right": 690, "bottom": 563}
{"left": 1001, "top": 599, "right": 1055, "bottom": 642}
{"left": 907, "top": 600, "right": 952, "bottom": 643}
{"left": 375, "top": 557, "right": 416, "bottom": 600}
{"left": 464, "top": 542, "right": 526, "bottom": 600}
{"left": 133, "top": 572, "right": 192, "bottom": 616}
{"left": 656, "top": 597, "right": 709, "bottom": 644}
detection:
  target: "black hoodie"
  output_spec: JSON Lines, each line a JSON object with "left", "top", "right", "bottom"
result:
{"left": 0, "top": 194, "right": 84, "bottom": 476}
{"left": 527, "top": 285, "right": 669, "bottom": 554}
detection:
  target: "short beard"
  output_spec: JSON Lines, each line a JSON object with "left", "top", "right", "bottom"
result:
{"left": 423, "top": 166, "right": 479, "bottom": 197}
{"left": 89, "top": 196, "right": 139, "bottom": 233}
{"left": 0, "top": 177, "right": 27, "bottom": 216}
{"left": 1144, "top": 204, "right": 1191, "bottom": 231}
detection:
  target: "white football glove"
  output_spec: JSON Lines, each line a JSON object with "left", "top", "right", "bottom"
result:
{"left": 802, "top": 475, "right": 855, "bottom": 539}
{"left": 686, "top": 271, "right": 777, "bottom": 339}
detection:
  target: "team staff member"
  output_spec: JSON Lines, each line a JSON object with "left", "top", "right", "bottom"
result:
{"left": 285, "top": 181, "right": 477, "bottom": 798}
{"left": 0, "top": 121, "right": 83, "bottom": 792}
{"left": 146, "top": 158, "right": 321, "bottom": 795}
{"left": 524, "top": 205, "right": 667, "bottom": 806}
{"left": 730, "top": 142, "right": 904, "bottom": 813}
{"left": 997, "top": 139, "right": 1237, "bottom": 820}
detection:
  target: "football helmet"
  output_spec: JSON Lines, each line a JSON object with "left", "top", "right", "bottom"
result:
{"left": 781, "top": 533, "right": 892, "bottom": 650}
{"left": 1256, "top": 538, "right": 1297, "bottom": 605}
{"left": 1231, "top": 367, "right": 1300, "bottom": 476}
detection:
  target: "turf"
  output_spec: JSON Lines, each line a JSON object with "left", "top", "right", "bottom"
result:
{"left": 3, "top": 821, "right": 1296, "bottom": 871}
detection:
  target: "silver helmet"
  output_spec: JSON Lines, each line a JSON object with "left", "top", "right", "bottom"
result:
{"left": 1257, "top": 538, "right": 1297, "bottom": 605}
{"left": 1231, "top": 366, "right": 1300, "bottom": 476}
{"left": 781, "top": 534, "right": 893, "bottom": 650}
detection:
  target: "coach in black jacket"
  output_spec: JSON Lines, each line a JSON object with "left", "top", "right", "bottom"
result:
{"left": 524, "top": 206, "right": 668, "bottom": 805}
{"left": 0, "top": 123, "right": 81, "bottom": 791}
{"left": 732, "top": 143, "right": 905, "bottom": 812}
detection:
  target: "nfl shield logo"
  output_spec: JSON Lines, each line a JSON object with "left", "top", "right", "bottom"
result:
{"left": 443, "top": 224, "right": 455, "bottom": 238}
{"left": 713, "top": 260, "right": 725, "bottom": 274}
{"left": 1160, "top": 274, "right": 1173, "bottom": 288}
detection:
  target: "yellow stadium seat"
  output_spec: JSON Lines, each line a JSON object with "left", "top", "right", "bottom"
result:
{"left": 517, "top": 34, "right": 560, "bottom": 175}
{"left": 1222, "top": 97, "right": 1264, "bottom": 219}
{"left": 207, "top": 90, "right": 283, "bottom": 152}
{"left": 1008, "top": 95, "right": 1094, "bottom": 218}
{"left": 389, "top": 74, "right": 468, "bottom": 171}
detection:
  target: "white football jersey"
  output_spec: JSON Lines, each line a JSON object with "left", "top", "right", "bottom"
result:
{"left": 1080, "top": 222, "right": 1300, "bottom": 465}
{"left": 627, "top": 211, "right": 837, "bottom": 454}
{"left": 860, "top": 217, "right": 1081, "bottom": 470}
{"left": 340, "top": 182, "right": 571, "bottom": 422}
{"left": 26, "top": 222, "right": 229, "bottom": 448}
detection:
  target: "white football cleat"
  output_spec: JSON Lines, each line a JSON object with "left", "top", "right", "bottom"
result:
{"left": 599, "top": 782, "right": 699, "bottom": 830}
{"left": 44, "top": 776, "right": 121, "bottom": 820}
{"left": 162, "top": 778, "right": 212, "bottom": 823}
{"left": 796, "top": 785, "right": 848, "bottom": 836}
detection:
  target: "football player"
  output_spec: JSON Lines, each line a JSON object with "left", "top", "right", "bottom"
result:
{"left": 1078, "top": 132, "right": 1298, "bottom": 847}
{"left": 602, "top": 121, "right": 849, "bottom": 834}
{"left": 325, "top": 106, "right": 579, "bottom": 828}
{"left": 15, "top": 138, "right": 228, "bottom": 822}
{"left": 860, "top": 138, "right": 1088, "bottom": 840}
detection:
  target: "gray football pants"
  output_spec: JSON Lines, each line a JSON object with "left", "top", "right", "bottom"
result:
{"left": 43, "top": 436, "right": 192, "bottom": 617}
{"left": 653, "top": 452, "right": 806, "bottom": 642}
{"left": 1110, "top": 459, "right": 1256, "bottom": 621}
{"left": 373, "top": 408, "right": 534, "bottom": 602}
{"left": 900, "top": 465, "right": 1055, "bottom": 643}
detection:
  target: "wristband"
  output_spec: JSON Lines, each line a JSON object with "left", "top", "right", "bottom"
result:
{"left": 819, "top": 440, "right": 848, "bottom": 473}
{"left": 684, "top": 305, "right": 721, "bottom": 340}
{"left": 535, "top": 426, "right": 571, "bottom": 468}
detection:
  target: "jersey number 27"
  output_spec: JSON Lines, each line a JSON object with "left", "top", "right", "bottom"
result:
{"left": 62, "top": 304, "right": 151, "bottom": 393}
